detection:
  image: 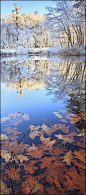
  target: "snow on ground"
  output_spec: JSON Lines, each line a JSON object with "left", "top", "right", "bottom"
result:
{"left": 1, "top": 46, "right": 85, "bottom": 56}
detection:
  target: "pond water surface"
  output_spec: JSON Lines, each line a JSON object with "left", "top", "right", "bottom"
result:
{"left": 1, "top": 55, "right": 85, "bottom": 195}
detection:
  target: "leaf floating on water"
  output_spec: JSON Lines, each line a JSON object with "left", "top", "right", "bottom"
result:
{"left": 29, "top": 125, "right": 40, "bottom": 131}
{"left": 40, "top": 133, "right": 56, "bottom": 150}
{"left": 62, "top": 150, "right": 73, "bottom": 165}
{"left": 29, "top": 130, "right": 40, "bottom": 139}
{"left": 55, "top": 134, "right": 74, "bottom": 143}
{"left": 41, "top": 123, "right": 51, "bottom": 134}
{"left": 16, "top": 155, "right": 28, "bottom": 163}
{"left": 57, "top": 124, "right": 69, "bottom": 134}
{"left": 40, "top": 133, "right": 51, "bottom": 143}
{"left": 1, "top": 150, "right": 11, "bottom": 162}
{"left": 53, "top": 112, "right": 63, "bottom": 119}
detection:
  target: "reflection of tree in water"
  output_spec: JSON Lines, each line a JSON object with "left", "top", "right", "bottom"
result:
{"left": 1, "top": 58, "right": 51, "bottom": 97}
{"left": 46, "top": 58, "right": 85, "bottom": 134}
{"left": 46, "top": 59, "right": 85, "bottom": 101}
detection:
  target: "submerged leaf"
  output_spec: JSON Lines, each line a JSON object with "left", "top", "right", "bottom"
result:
{"left": 73, "top": 150, "right": 85, "bottom": 164}
{"left": 62, "top": 150, "right": 73, "bottom": 165}
{"left": 22, "top": 186, "right": 30, "bottom": 195}
{"left": 1, "top": 180, "right": 11, "bottom": 195}
{"left": 31, "top": 183, "right": 40, "bottom": 193}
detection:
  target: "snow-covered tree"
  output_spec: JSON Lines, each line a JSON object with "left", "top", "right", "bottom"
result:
{"left": 46, "top": 0, "right": 85, "bottom": 48}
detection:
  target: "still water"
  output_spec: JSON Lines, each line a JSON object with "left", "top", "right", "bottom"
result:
{"left": 1, "top": 55, "right": 85, "bottom": 195}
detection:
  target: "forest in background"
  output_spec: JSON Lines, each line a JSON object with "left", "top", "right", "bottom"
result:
{"left": 1, "top": 0, "right": 85, "bottom": 55}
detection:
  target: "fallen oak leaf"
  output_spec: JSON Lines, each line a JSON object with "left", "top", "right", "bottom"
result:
{"left": 60, "top": 150, "right": 73, "bottom": 166}
{"left": 29, "top": 130, "right": 40, "bottom": 139}
{"left": 40, "top": 133, "right": 56, "bottom": 149}
{"left": 5, "top": 166, "right": 21, "bottom": 180}
{"left": 26, "top": 145, "right": 43, "bottom": 159}
{"left": 22, "top": 160, "right": 37, "bottom": 174}
{"left": 57, "top": 124, "right": 69, "bottom": 134}
{"left": 15, "top": 154, "right": 28, "bottom": 163}
{"left": 1, "top": 150, "right": 11, "bottom": 162}
{"left": 41, "top": 123, "right": 51, "bottom": 135}
{"left": 73, "top": 149, "right": 85, "bottom": 164}
{"left": 72, "top": 159, "right": 85, "bottom": 169}
{"left": 29, "top": 125, "right": 40, "bottom": 131}
{"left": 55, "top": 134, "right": 74, "bottom": 144}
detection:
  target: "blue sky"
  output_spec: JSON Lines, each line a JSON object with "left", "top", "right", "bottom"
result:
{"left": 1, "top": 1, "right": 54, "bottom": 17}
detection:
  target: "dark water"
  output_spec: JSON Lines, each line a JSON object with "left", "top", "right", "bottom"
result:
{"left": 1, "top": 55, "right": 85, "bottom": 195}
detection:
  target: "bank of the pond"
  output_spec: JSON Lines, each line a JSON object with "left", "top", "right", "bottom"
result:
{"left": 1, "top": 46, "right": 85, "bottom": 56}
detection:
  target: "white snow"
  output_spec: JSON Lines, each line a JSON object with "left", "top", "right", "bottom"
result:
{"left": 1, "top": 46, "right": 85, "bottom": 56}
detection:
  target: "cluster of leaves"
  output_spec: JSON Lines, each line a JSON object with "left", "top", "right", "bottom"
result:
{"left": 1, "top": 110, "right": 85, "bottom": 194}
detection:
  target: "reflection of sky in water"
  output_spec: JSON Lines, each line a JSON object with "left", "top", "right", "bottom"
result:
{"left": 1, "top": 56, "right": 85, "bottom": 136}
{"left": 1, "top": 82, "right": 66, "bottom": 129}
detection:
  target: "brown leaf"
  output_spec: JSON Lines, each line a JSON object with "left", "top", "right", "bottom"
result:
{"left": 62, "top": 150, "right": 73, "bottom": 165}
{"left": 67, "top": 166, "right": 80, "bottom": 179}
{"left": 72, "top": 159, "right": 85, "bottom": 169}
{"left": 41, "top": 123, "right": 51, "bottom": 135}
{"left": 27, "top": 146, "right": 43, "bottom": 159}
{"left": 57, "top": 124, "right": 69, "bottom": 134}
{"left": 29, "top": 125, "right": 41, "bottom": 131}
{"left": 52, "top": 146, "right": 67, "bottom": 157}
{"left": 22, "top": 186, "right": 30, "bottom": 195}
{"left": 73, "top": 149, "right": 85, "bottom": 164}
{"left": 1, "top": 150, "right": 11, "bottom": 162}
{"left": 29, "top": 130, "right": 40, "bottom": 139}
{"left": 40, "top": 133, "right": 56, "bottom": 150}
{"left": 15, "top": 154, "right": 28, "bottom": 163}
{"left": 39, "top": 156, "right": 57, "bottom": 169}
{"left": 23, "top": 160, "right": 37, "bottom": 174}
{"left": 5, "top": 166, "right": 21, "bottom": 180}
{"left": 55, "top": 134, "right": 74, "bottom": 143}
